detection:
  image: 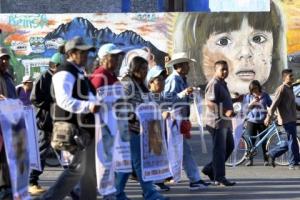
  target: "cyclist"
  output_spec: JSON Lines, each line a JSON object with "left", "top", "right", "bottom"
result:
{"left": 243, "top": 80, "right": 272, "bottom": 166}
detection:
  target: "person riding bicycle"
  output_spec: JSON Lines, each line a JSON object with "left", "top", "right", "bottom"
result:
{"left": 243, "top": 80, "right": 272, "bottom": 166}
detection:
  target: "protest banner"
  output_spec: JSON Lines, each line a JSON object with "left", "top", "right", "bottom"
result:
{"left": 193, "top": 89, "right": 207, "bottom": 153}
{"left": 95, "top": 84, "right": 129, "bottom": 195}
{"left": 166, "top": 108, "right": 183, "bottom": 182}
{"left": 231, "top": 102, "right": 245, "bottom": 167}
{"left": 23, "top": 105, "right": 41, "bottom": 171}
{"left": 136, "top": 102, "right": 171, "bottom": 182}
{"left": 0, "top": 99, "right": 30, "bottom": 200}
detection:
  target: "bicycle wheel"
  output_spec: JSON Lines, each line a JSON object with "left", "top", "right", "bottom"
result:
{"left": 266, "top": 132, "right": 300, "bottom": 166}
{"left": 226, "top": 135, "right": 249, "bottom": 167}
{"left": 45, "top": 148, "right": 61, "bottom": 167}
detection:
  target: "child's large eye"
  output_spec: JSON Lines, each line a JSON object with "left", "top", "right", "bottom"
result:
{"left": 252, "top": 34, "right": 267, "bottom": 44}
{"left": 216, "top": 37, "right": 232, "bottom": 46}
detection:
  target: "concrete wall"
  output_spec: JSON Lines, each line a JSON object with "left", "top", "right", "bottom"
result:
{"left": 0, "top": 0, "right": 159, "bottom": 13}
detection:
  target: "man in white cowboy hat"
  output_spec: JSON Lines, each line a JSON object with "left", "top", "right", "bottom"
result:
{"left": 163, "top": 52, "right": 210, "bottom": 190}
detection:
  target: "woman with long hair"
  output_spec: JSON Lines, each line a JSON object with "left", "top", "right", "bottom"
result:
{"left": 244, "top": 80, "right": 272, "bottom": 166}
{"left": 115, "top": 56, "right": 168, "bottom": 200}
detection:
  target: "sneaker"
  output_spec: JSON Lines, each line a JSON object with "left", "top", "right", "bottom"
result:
{"left": 288, "top": 165, "right": 300, "bottom": 170}
{"left": 189, "top": 180, "right": 210, "bottom": 190}
{"left": 267, "top": 154, "right": 276, "bottom": 168}
{"left": 29, "top": 185, "right": 46, "bottom": 196}
{"left": 263, "top": 161, "right": 269, "bottom": 166}
{"left": 154, "top": 183, "right": 170, "bottom": 192}
{"left": 164, "top": 178, "right": 176, "bottom": 184}
{"left": 245, "top": 159, "right": 253, "bottom": 166}
{"left": 201, "top": 168, "right": 214, "bottom": 181}
{"left": 215, "top": 178, "right": 236, "bottom": 187}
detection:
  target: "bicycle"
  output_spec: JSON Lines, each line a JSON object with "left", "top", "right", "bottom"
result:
{"left": 226, "top": 121, "right": 300, "bottom": 167}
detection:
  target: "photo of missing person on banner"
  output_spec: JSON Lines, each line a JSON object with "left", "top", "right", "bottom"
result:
{"left": 148, "top": 120, "right": 163, "bottom": 156}
{"left": 117, "top": 118, "right": 130, "bottom": 142}
{"left": 12, "top": 120, "right": 29, "bottom": 185}
{"left": 4, "top": 117, "right": 30, "bottom": 196}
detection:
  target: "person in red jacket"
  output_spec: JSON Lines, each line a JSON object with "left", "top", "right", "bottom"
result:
{"left": 89, "top": 43, "right": 123, "bottom": 200}
{"left": 90, "top": 43, "right": 123, "bottom": 89}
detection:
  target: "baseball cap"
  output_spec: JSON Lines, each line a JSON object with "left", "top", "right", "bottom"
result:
{"left": 22, "top": 75, "right": 33, "bottom": 83}
{"left": 0, "top": 47, "right": 10, "bottom": 58}
{"left": 98, "top": 43, "right": 123, "bottom": 60}
{"left": 50, "top": 52, "right": 64, "bottom": 65}
{"left": 64, "top": 36, "right": 95, "bottom": 53}
{"left": 146, "top": 65, "right": 166, "bottom": 86}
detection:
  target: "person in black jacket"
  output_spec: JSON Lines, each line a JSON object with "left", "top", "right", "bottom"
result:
{"left": 38, "top": 36, "right": 99, "bottom": 200}
{"left": 29, "top": 52, "right": 63, "bottom": 195}
{"left": 0, "top": 47, "right": 17, "bottom": 200}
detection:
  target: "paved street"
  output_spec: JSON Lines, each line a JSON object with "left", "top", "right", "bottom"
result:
{"left": 38, "top": 131, "right": 300, "bottom": 200}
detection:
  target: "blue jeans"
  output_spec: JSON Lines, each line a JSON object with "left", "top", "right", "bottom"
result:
{"left": 268, "top": 121, "right": 300, "bottom": 166}
{"left": 203, "top": 127, "right": 234, "bottom": 181}
{"left": 183, "top": 138, "right": 201, "bottom": 183}
{"left": 115, "top": 133, "right": 165, "bottom": 200}
{"left": 41, "top": 139, "right": 97, "bottom": 200}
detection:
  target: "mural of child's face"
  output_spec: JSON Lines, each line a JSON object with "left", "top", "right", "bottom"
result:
{"left": 202, "top": 17, "right": 273, "bottom": 94}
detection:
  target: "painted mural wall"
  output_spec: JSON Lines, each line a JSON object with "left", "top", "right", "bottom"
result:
{"left": 0, "top": 0, "right": 299, "bottom": 94}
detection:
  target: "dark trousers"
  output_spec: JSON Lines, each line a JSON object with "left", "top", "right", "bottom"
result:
{"left": 268, "top": 121, "right": 300, "bottom": 166}
{"left": 41, "top": 138, "right": 97, "bottom": 200}
{"left": 203, "top": 127, "right": 234, "bottom": 181}
{"left": 245, "top": 121, "right": 268, "bottom": 161}
{"left": 0, "top": 146, "right": 11, "bottom": 187}
{"left": 29, "top": 130, "right": 51, "bottom": 185}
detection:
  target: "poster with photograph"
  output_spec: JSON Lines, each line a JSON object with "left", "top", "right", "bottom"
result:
{"left": 0, "top": 99, "right": 30, "bottom": 200}
{"left": 136, "top": 103, "right": 171, "bottom": 182}
{"left": 95, "top": 84, "right": 127, "bottom": 195}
